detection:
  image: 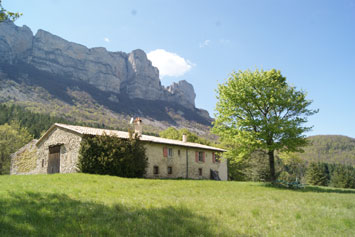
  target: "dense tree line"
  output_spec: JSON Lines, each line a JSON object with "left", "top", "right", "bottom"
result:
{"left": 0, "top": 104, "right": 74, "bottom": 138}
{"left": 229, "top": 151, "right": 355, "bottom": 189}
{"left": 0, "top": 103, "right": 117, "bottom": 139}
{"left": 159, "top": 127, "right": 212, "bottom": 145}
{"left": 306, "top": 162, "right": 355, "bottom": 189}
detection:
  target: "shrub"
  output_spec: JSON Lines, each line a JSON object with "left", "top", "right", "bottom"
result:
{"left": 78, "top": 134, "right": 148, "bottom": 178}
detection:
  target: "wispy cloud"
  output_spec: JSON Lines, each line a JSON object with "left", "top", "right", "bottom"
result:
{"left": 104, "top": 37, "right": 110, "bottom": 43}
{"left": 147, "top": 49, "right": 194, "bottom": 78}
{"left": 199, "top": 39, "right": 211, "bottom": 48}
{"left": 219, "top": 39, "right": 231, "bottom": 44}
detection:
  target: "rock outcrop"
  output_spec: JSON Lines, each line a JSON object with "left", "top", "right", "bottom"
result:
{"left": 166, "top": 80, "right": 196, "bottom": 108}
{"left": 0, "top": 20, "right": 33, "bottom": 63}
{"left": 0, "top": 21, "right": 199, "bottom": 110}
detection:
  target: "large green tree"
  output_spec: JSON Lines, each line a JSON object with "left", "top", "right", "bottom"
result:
{"left": 213, "top": 69, "right": 318, "bottom": 181}
{"left": 0, "top": 0, "right": 21, "bottom": 22}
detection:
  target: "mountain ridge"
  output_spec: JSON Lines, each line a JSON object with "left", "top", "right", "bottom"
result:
{"left": 0, "top": 21, "right": 212, "bottom": 134}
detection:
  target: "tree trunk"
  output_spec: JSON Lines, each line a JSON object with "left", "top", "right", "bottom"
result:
{"left": 268, "top": 150, "right": 276, "bottom": 182}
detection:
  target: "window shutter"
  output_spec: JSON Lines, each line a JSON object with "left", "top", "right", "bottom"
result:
{"left": 203, "top": 152, "right": 205, "bottom": 162}
{"left": 212, "top": 152, "right": 215, "bottom": 163}
{"left": 195, "top": 151, "right": 198, "bottom": 162}
{"left": 163, "top": 147, "right": 168, "bottom": 157}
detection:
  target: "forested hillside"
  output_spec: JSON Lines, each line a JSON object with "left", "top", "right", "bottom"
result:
{"left": 0, "top": 104, "right": 79, "bottom": 138}
{"left": 299, "top": 135, "right": 355, "bottom": 166}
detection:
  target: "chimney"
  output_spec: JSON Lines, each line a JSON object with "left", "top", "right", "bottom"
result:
{"left": 182, "top": 134, "right": 187, "bottom": 143}
{"left": 133, "top": 117, "right": 142, "bottom": 137}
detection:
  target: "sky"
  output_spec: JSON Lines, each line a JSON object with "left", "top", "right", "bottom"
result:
{"left": 4, "top": 0, "right": 355, "bottom": 138}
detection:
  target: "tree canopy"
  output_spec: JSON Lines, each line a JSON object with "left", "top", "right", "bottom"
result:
{"left": 0, "top": 0, "right": 22, "bottom": 22}
{"left": 159, "top": 127, "right": 211, "bottom": 145}
{"left": 213, "top": 69, "right": 318, "bottom": 181}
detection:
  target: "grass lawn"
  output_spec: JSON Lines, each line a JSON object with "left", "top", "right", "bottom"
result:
{"left": 0, "top": 174, "right": 354, "bottom": 236}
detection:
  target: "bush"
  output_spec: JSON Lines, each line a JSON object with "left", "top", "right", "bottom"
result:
{"left": 78, "top": 134, "right": 148, "bottom": 178}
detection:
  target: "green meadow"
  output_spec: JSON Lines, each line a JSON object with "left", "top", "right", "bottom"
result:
{"left": 0, "top": 174, "right": 354, "bottom": 236}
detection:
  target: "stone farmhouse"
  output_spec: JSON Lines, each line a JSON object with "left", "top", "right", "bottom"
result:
{"left": 11, "top": 122, "right": 228, "bottom": 180}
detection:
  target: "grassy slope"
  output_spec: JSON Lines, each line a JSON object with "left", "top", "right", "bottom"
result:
{"left": 0, "top": 174, "right": 354, "bottom": 236}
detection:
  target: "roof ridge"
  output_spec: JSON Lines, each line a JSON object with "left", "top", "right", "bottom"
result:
{"left": 37, "top": 123, "right": 226, "bottom": 152}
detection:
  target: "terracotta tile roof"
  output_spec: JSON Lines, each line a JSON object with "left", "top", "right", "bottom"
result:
{"left": 37, "top": 123, "right": 226, "bottom": 152}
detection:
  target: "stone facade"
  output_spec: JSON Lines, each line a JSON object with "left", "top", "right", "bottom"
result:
{"left": 145, "top": 143, "right": 227, "bottom": 180}
{"left": 11, "top": 125, "right": 228, "bottom": 181}
{"left": 35, "top": 127, "right": 82, "bottom": 174}
{"left": 10, "top": 139, "right": 38, "bottom": 175}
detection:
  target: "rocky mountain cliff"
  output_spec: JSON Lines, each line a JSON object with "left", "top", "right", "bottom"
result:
{"left": 0, "top": 21, "right": 211, "bottom": 133}
{"left": 0, "top": 21, "right": 197, "bottom": 108}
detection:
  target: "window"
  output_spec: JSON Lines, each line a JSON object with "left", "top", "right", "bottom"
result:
{"left": 198, "top": 152, "right": 204, "bottom": 162}
{"left": 153, "top": 166, "right": 159, "bottom": 175}
{"left": 195, "top": 151, "right": 205, "bottom": 162}
{"left": 198, "top": 168, "right": 203, "bottom": 176}
{"left": 178, "top": 149, "right": 181, "bottom": 156}
{"left": 42, "top": 159, "right": 44, "bottom": 168}
{"left": 168, "top": 148, "right": 173, "bottom": 157}
{"left": 168, "top": 166, "right": 173, "bottom": 174}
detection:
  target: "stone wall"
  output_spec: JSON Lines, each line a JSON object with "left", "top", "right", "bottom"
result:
{"left": 144, "top": 143, "right": 228, "bottom": 180}
{"left": 36, "top": 127, "right": 82, "bottom": 174}
{"left": 10, "top": 139, "right": 38, "bottom": 175}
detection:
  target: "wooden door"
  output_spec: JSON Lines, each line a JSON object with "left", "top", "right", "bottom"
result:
{"left": 48, "top": 145, "right": 60, "bottom": 174}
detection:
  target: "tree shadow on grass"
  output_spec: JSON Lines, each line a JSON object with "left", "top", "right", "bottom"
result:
{"left": 0, "top": 191, "right": 234, "bottom": 236}
{"left": 262, "top": 183, "right": 355, "bottom": 194}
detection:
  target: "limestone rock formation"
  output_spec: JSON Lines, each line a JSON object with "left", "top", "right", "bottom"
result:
{"left": 166, "top": 80, "right": 196, "bottom": 109}
{"left": 0, "top": 21, "right": 33, "bottom": 63}
{"left": 124, "top": 49, "right": 164, "bottom": 100}
{"left": 31, "top": 29, "right": 126, "bottom": 92}
{"left": 0, "top": 21, "right": 211, "bottom": 122}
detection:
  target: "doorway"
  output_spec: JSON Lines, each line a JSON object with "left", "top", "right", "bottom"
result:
{"left": 48, "top": 145, "right": 60, "bottom": 174}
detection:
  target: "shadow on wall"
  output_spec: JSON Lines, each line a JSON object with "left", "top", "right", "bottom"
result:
{"left": 0, "top": 192, "right": 230, "bottom": 236}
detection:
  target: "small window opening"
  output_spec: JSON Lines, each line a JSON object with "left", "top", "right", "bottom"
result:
{"left": 199, "top": 168, "right": 203, "bottom": 176}
{"left": 42, "top": 159, "right": 44, "bottom": 168}
{"left": 198, "top": 152, "right": 204, "bottom": 162}
{"left": 178, "top": 150, "right": 181, "bottom": 156}
{"left": 168, "top": 148, "right": 173, "bottom": 157}
{"left": 154, "top": 166, "right": 159, "bottom": 175}
{"left": 168, "top": 166, "right": 173, "bottom": 175}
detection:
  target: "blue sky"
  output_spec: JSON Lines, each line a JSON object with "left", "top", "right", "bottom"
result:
{"left": 4, "top": 0, "right": 355, "bottom": 138}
